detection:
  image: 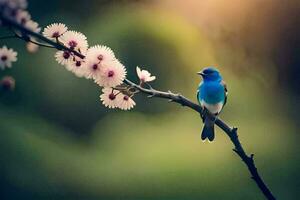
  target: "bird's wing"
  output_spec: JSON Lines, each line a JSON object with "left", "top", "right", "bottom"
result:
{"left": 221, "top": 80, "right": 228, "bottom": 107}
{"left": 196, "top": 82, "right": 202, "bottom": 104}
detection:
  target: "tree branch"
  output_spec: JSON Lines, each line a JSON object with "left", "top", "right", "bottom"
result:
{"left": 1, "top": 14, "right": 85, "bottom": 59}
{"left": 0, "top": 13, "right": 276, "bottom": 200}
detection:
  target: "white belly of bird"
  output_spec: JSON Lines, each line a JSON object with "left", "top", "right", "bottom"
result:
{"left": 200, "top": 100, "right": 223, "bottom": 114}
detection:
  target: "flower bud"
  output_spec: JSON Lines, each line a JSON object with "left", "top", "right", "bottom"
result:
{"left": 0, "top": 76, "right": 15, "bottom": 91}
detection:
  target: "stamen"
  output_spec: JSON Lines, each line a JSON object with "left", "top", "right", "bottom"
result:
{"left": 92, "top": 64, "right": 98, "bottom": 70}
{"left": 75, "top": 61, "right": 81, "bottom": 67}
{"left": 52, "top": 32, "right": 60, "bottom": 38}
{"left": 97, "top": 54, "right": 103, "bottom": 61}
{"left": 123, "top": 95, "right": 129, "bottom": 101}
{"left": 1, "top": 55, "right": 8, "bottom": 61}
{"left": 108, "top": 70, "right": 114, "bottom": 77}
{"left": 109, "top": 93, "right": 116, "bottom": 100}
{"left": 63, "top": 51, "right": 70, "bottom": 59}
{"left": 68, "top": 40, "right": 77, "bottom": 48}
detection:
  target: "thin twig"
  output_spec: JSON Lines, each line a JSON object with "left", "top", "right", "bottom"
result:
{"left": 13, "top": 32, "right": 56, "bottom": 48}
{"left": 0, "top": 12, "right": 276, "bottom": 200}
{"left": 26, "top": 38, "right": 56, "bottom": 48}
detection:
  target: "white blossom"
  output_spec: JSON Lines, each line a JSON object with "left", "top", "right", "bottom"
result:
{"left": 94, "top": 60, "right": 126, "bottom": 87}
{"left": 24, "top": 20, "right": 41, "bottom": 33}
{"left": 84, "top": 57, "right": 102, "bottom": 80}
{"left": 15, "top": 10, "right": 31, "bottom": 25}
{"left": 60, "top": 30, "right": 88, "bottom": 52}
{"left": 0, "top": 46, "right": 17, "bottom": 69}
{"left": 86, "top": 45, "right": 115, "bottom": 62}
{"left": 26, "top": 41, "right": 39, "bottom": 53}
{"left": 100, "top": 87, "right": 120, "bottom": 109}
{"left": 55, "top": 51, "right": 72, "bottom": 66}
{"left": 136, "top": 66, "right": 156, "bottom": 83}
{"left": 116, "top": 93, "right": 136, "bottom": 110}
{"left": 43, "top": 23, "right": 68, "bottom": 41}
{"left": 66, "top": 58, "right": 88, "bottom": 78}
{"left": 84, "top": 45, "right": 116, "bottom": 79}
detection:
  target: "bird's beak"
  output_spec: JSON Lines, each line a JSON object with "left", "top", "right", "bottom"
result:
{"left": 197, "top": 71, "right": 205, "bottom": 76}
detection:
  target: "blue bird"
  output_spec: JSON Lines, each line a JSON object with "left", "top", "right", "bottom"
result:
{"left": 197, "top": 67, "right": 227, "bottom": 142}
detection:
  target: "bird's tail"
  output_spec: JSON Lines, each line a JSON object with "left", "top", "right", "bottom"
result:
{"left": 201, "top": 116, "right": 215, "bottom": 142}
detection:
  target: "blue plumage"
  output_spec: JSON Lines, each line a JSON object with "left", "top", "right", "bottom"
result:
{"left": 197, "top": 67, "right": 227, "bottom": 141}
{"left": 198, "top": 81, "right": 225, "bottom": 104}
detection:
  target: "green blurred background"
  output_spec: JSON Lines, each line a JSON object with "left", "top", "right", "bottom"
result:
{"left": 1, "top": 0, "right": 300, "bottom": 199}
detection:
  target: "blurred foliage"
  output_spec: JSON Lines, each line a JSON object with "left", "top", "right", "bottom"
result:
{"left": 0, "top": 0, "right": 300, "bottom": 199}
